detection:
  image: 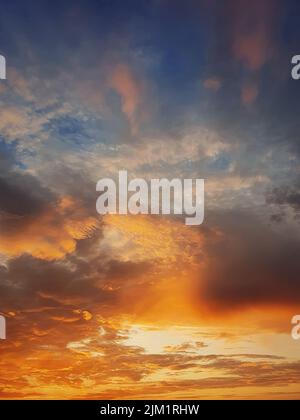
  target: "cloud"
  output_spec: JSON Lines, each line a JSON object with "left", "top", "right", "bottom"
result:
{"left": 203, "top": 78, "right": 222, "bottom": 92}
{"left": 109, "top": 64, "right": 143, "bottom": 134}
{"left": 207, "top": 0, "right": 283, "bottom": 107}
{"left": 164, "top": 341, "right": 207, "bottom": 353}
{"left": 241, "top": 83, "right": 259, "bottom": 106}
{"left": 8, "top": 68, "right": 34, "bottom": 101}
{"left": 0, "top": 161, "right": 54, "bottom": 218}
{"left": 197, "top": 209, "right": 300, "bottom": 310}
{"left": 1, "top": 314, "right": 299, "bottom": 400}
{"left": 266, "top": 181, "right": 300, "bottom": 216}
{"left": 0, "top": 194, "right": 99, "bottom": 260}
{"left": 0, "top": 0, "right": 299, "bottom": 400}
{"left": 0, "top": 108, "right": 28, "bottom": 140}
{"left": 230, "top": 0, "right": 279, "bottom": 71}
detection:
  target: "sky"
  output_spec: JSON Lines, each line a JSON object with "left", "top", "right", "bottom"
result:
{"left": 0, "top": 0, "right": 300, "bottom": 400}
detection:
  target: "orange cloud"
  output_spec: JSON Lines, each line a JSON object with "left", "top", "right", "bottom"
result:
{"left": 0, "top": 196, "right": 98, "bottom": 260}
{"left": 1, "top": 312, "right": 300, "bottom": 400}
{"left": 241, "top": 83, "right": 259, "bottom": 106}
{"left": 9, "top": 68, "right": 34, "bottom": 101}
{"left": 102, "top": 214, "right": 204, "bottom": 324}
{"left": 230, "top": 0, "right": 278, "bottom": 71}
{"left": 103, "top": 214, "right": 202, "bottom": 265}
{"left": 203, "top": 77, "right": 222, "bottom": 92}
{"left": 0, "top": 108, "right": 28, "bottom": 139}
{"left": 1, "top": 212, "right": 300, "bottom": 400}
{"left": 109, "top": 64, "right": 142, "bottom": 133}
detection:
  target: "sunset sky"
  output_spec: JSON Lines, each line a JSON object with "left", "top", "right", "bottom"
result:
{"left": 0, "top": 0, "right": 300, "bottom": 400}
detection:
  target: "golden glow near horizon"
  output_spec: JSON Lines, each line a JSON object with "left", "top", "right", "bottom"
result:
{"left": 1, "top": 212, "right": 299, "bottom": 399}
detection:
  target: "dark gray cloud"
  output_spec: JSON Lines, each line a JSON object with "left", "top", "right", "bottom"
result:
{"left": 0, "top": 173, "right": 53, "bottom": 217}
{"left": 0, "top": 225, "right": 155, "bottom": 343}
{"left": 266, "top": 181, "right": 300, "bottom": 214}
{"left": 0, "top": 146, "right": 55, "bottom": 225}
{"left": 199, "top": 209, "right": 300, "bottom": 309}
